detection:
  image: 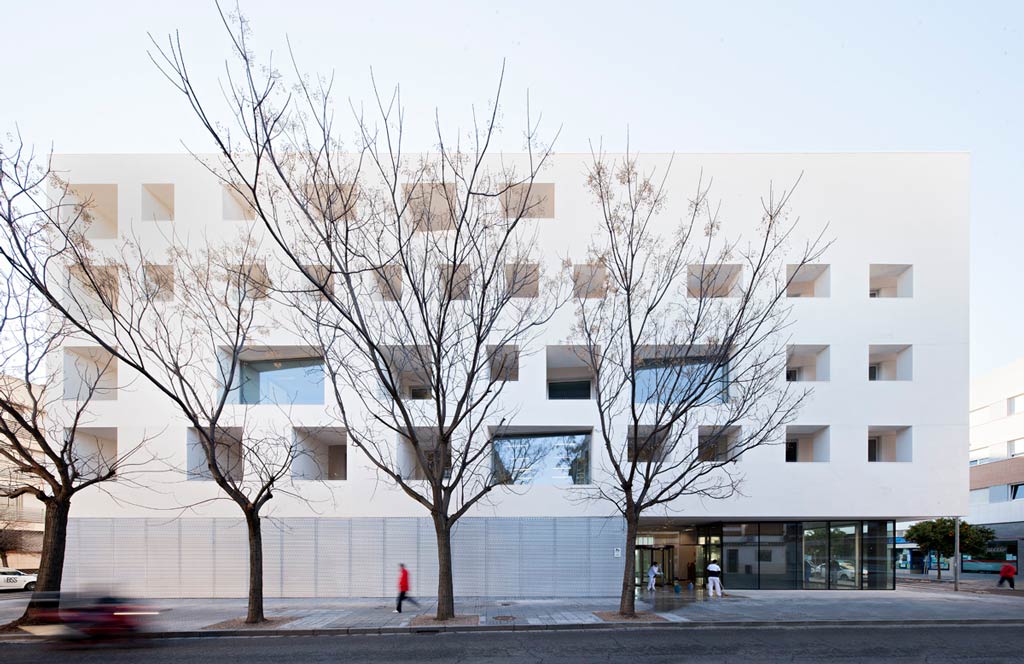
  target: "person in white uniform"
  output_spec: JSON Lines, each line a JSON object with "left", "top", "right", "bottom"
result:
{"left": 647, "top": 562, "right": 661, "bottom": 592}
{"left": 706, "top": 559, "right": 723, "bottom": 597}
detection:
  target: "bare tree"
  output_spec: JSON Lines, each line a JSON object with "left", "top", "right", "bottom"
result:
{"left": 0, "top": 249, "right": 149, "bottom": 623}
{"left": 149, "top": 6, "right": 565, "bottom": 619}
{"left": 571, "top": 150, "right": 828, "bottom": 616}
{"left": 0, "top": 140, "right": 308, "bottom": 623}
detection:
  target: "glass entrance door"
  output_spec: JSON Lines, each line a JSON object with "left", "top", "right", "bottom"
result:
{"left": 635, "top": 545, "right": 674, "bottom": 587}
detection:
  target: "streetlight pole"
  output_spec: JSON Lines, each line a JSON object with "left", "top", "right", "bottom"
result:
{"left": 954, "top": 516, "right": 961, "bottom": 592}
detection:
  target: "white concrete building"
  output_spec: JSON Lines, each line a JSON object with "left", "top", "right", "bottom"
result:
{"left": 966, "top": 357, "right": 1024, "bottom": 570}
{"left": 52, "top": 153, "right": 969, "bottom": 597}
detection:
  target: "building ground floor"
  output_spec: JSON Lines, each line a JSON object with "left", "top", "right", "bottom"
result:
{"left": 60, "top": 516, "right": 898, "bottom": 598}
{"left": 636, "top": 519, "right": 896, "bottom": 591}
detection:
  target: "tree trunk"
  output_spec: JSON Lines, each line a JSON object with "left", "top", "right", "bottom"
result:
{"left": 244, "top": 509, "right": 265, "bottom": 624}
{"left": 0, "top": 549, "right": 8, "bottom": 567}
{"left": 19, "top": 497, "right": 71, "bottom": 624}
{"left": 433, "top": 513, "right": 455, "bottom": 620}
{"left": 936, "top": 552, "right": 942, "bottom": 581}
{"left": 618, "top": 513, "right": 638, "bottom": 616}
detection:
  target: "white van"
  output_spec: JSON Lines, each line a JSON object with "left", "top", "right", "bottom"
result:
{"left": 0, "top": 568, "right": 37, "bottom": 591}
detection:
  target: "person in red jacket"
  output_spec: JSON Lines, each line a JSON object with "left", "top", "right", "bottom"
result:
{"left": 395, "top": 563, "right": 420, "bottom": 613}
{"left": 998, "top": 563, "right": 1016, "bottom": 590}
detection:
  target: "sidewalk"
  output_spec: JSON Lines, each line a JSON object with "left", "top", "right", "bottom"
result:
{"left": 2, "top": 582, "right": 1021, "bottom": 638}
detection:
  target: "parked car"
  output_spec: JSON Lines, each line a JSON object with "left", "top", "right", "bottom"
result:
{"left": 0, "top": 567, "right": 37, "bottom": 591}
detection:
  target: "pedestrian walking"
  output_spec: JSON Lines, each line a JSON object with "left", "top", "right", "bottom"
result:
{"left": 394, "top": 563, "right": 420, "bottom": 613}
{"left": 997, "top": 563, "right": 1016, "bottom": 590}
{"left": 647, "top": 562, "right": 662, "bottom": 592}
{"left": 706, "top": 559, "right": 723, "bottom": 597}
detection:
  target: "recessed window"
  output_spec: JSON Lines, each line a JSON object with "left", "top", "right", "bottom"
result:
{"left": 868, "top": 345, "right": 912, "bottom": 381}
{"left": 141, "top": 183, "right": 174, "bottom": 221}
{"left": 440, "top": 263, "right": 471, "bottom": 301}
{"left": 572, "top": 263, "right": 607, "bottom": 299}
{"left": 697, "top": 426, "right": 740, "bottom": 463}
{"left": 869, "top": 264, "right": 913, "bottom": 298}
{"left": 384, "top": 345, "right": 432, "bottom": 400}
{"left": 65, "top": 265, "right": 119, "bottom": 320}
{"left": 546, "top": 346, "right": 595, "bottom": 400}
{"left": 505, "top": 262, "right": 539, "bottom": 298}
{"left": 628, "top": 426, "right": 669, "bottom": 464}
{"left": 787, "top": 264, "right": 830, "bottom": 298}
{"left": 1012, "top": 484, "right": 1024, "bottom": 501}
{"left": 867, "top": 426, "right": 912, "bottom": 462}
{"left": 224, "top": 348, "right": 325, "bottom": 405}
{"left": 230, "top": 263, "right": 271, "bottom": 300}
{"left": 63, "top": 347, "right": 117, "bottom": 401}
{"left": 67, "top": 427, "right": 118, "bottom": 478}
{"left": 302, "top": 264, "right": 333, "bottom": 300}
{"left": 501, "top": 183, "right": 555, "bottom": 219}
{"left": 292, "top": 428, "right": 347, "bottom": 480}
{"left": 239, "top": 358, "right": 324, "bottom": 405}
{"left": 401, "top": 428, "right": 451, "bottom": 480}
{"left": 784, "top": 425, "right": 830, "bottom": 462}
{"left": 304, "top": 183, "right": 357, "bottom": 222}
{"left": 66, "top": 184, "right": 118, "bottom": 239}
{"left": 786, "top": 345, "right": 829, "bottom": 382}
{"left": 688, "top": 264, "right": 742, "bottom": 298}
{"left": 489, "top": 345, "right": 519, "bottom": 382}
{"left": 404, "top": 183, "right": 455, "bottom": 231}
{"left": 222, "top": 186, "right": 256, "bottom": 221}
{"left": 491, "top": 428, "right": 591, "bottom": 485}
{"left": 374, "top": 265, "right": 403, "bottom": 301}
{"left": 1009, "top": 395, "right": 1023, "bottom": 417}
{"left": 143, "top": 264, "right": 175, "bottom": 301}
{"left": 187, "top": 427, "right": 244, "bottom": 482}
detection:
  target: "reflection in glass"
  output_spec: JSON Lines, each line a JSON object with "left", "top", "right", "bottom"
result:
{"left": 492, "top": 432, "right": 591, "bottom": 485}
{"left": 759, "top": 522, "right": 801, "bottom": 589}
{"left": 635, "top": 358, "right": 728, "bottom": 404}
{"left": 239, "top": 358, "right": 324, "bottom": 405}
{"left": 802, "top": 522, "right": 829, "bottom": 589}
{"left": 723, "top": 523, "right": 759, "bottom": 589}
{"left": 830, "top": 522, "right": 861, "bottom": 589}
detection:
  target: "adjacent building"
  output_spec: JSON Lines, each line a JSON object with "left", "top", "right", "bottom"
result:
{"left": 966, "top": 357, "right": 1024, "bottom": 571}
{"left": 52, "top": 153, "right": 969, "bottom": 597}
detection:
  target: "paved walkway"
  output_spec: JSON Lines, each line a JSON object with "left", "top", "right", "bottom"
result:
{"left": 1, "top": 581, "right": 1021, "bottom": 636}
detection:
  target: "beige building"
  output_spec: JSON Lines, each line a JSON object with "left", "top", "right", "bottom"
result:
{"left": 967, "top": 357, "right": 1024, "bottom": 570}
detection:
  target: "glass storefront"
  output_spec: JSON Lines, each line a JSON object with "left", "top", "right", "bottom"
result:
{"left": 694, "top": 521, "right": 895, "bottom": 590}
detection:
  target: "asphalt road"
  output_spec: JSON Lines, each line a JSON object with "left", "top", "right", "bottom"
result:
{"left": 1, "top": 624, "right": 1022, "bottom": 663}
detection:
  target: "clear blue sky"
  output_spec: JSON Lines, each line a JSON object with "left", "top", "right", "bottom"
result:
{"left": 2, "top": 1, "right": 1019, "bottom": 376}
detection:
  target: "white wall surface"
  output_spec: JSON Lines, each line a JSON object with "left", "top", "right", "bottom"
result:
{"left": 52, "top": 152, "right": 970, "bottom": 523}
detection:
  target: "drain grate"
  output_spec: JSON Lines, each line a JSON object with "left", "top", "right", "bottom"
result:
{"left": 492, "top": 615, "right": 517, "bottom": 622}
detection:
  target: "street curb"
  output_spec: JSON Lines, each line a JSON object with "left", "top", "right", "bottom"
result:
{"left": 13, "top": 617, "right": 1017, "bottom": 641}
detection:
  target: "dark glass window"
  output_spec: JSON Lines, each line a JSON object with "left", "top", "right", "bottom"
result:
{"left": 868, "top": 437, "right": 879, "bottom": 462}
{"left": 862, "top": 521, "right": 895, "bottom": 589}
{"left": 722, "top": 523, "right": 759, "bottom": 589}
{"left": 548, "top": 380, "right": 591, "bottom": 400}
{"left": 785, "top": 440, "right": 798, "bottom": 462}
{"left": 759, "top": 523, "right": 801, "bottom": 589}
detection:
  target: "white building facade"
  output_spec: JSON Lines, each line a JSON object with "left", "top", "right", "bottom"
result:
{"left": 52, "top": 153, "right": 969, "bottom": 597}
